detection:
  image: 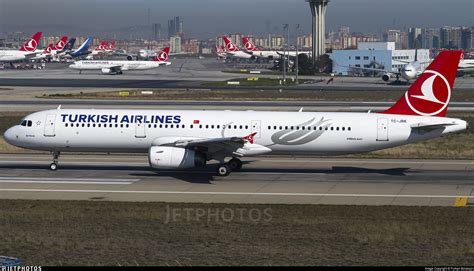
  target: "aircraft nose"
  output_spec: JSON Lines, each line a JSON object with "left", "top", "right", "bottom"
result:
{"left": 3, "top": 127, "right": 18, "bottom": 145}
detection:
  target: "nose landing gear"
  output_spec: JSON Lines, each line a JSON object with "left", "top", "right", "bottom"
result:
{"left": 49, "top": 151, "right": 60, "bottom": 171}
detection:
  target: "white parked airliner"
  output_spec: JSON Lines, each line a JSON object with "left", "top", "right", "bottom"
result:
{"left": 69, "top": 47, "right": 171, "bottom": 74}
{"left": 4, "top": 51, "right": 467, "bottom": 176}
{"left": 0, "top": 32, "right": 42, "bottom": 62}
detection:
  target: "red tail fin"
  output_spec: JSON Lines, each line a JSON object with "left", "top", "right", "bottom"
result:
{"left": 381, "top": 50, "right": 463, "bottom": 117}
{"left": 43, "top": 43, "right": 54, "bottom": 54}
{"left": 19, "top": 32, "right": 42, "bottom": 52}
{"left": 154, "top": 47, "right": 169, "bottom": 62}
{"left": 54, "top": 36, "right": 68, "bottom": 50}
{"left": 242, "top": 37, "right": 257, "bottom": 52}
{"left": 223, "top": 36, "right": 239, "bottom": 52}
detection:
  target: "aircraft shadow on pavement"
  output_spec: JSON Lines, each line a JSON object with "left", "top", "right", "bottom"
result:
{"left": 0, "top": 163, "right": 410, "bottom": 184}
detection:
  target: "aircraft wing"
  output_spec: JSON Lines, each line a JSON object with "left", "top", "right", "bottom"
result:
{"left": 153, "top": 133, "right": 270, "bottom": 157}
{"left": 341, "top": 65, "right": 399, "bottom": 75}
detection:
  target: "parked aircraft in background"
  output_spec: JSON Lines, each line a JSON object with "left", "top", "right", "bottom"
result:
{"left": 69, "top": 47, "right": 171, "bottom": 74}
{"left": 66, "top": 37, "right": 94, "bottom": 59}
{"left": 4, "top": 51, "right": 467, "bottom": 176}
{"left": 222, "top": 36, "right": 252, "bottom": 59}
{"left": 0, "top": 32, "right": 42, "bottom": 62}
{"left": 30, "top": 43, "right": 54, "bottom": 61}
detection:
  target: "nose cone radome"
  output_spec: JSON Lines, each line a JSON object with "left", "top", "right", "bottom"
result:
{"left": 3, "top": 127, "right": 17, "bottom": 145}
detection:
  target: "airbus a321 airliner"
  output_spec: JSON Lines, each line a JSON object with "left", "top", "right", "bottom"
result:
{"left": 4, "top": 51, "right": 468, "bottom": 176}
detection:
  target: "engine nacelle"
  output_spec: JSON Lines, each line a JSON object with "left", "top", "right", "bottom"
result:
{"left": 126, "top": 55, "right": 133, "bottom": 61}
{"left": 381, "top": 73, "right": 390, "bottom": 82}
{"left": 148, "top": 146, "right": 206, "bottom": 169}
{"left": 101, "top": 67, "right": 112, "bottom": 74}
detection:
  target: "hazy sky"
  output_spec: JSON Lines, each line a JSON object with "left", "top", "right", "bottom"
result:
{"left": 0, "top": 0, "right": 473, "bottom": 38}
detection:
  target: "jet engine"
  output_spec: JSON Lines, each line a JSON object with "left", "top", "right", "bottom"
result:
{"left": 148, "top": 146, "right": 206, "bottom": 169}
{"left": 381, "top": 73, "right": 390, "bottom": 82}
{"left": 101, "top": 67, "right": 122, "bottom": 75}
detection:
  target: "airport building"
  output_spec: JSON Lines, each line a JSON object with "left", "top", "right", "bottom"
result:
{"left": 330, "top": 42, "right": 430, "bottom": 75}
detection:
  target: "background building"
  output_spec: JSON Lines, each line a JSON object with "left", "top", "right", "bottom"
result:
{"left": 331, "top": 42, "right": 430, "bottom": 75}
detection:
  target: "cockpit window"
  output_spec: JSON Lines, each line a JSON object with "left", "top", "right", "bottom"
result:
{"left": 20, "top": 120, "right": 32, "bottom": 127}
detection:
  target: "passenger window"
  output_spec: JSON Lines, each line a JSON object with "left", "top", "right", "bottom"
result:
{"left": 190, "top": 125, "right": 193, "bottom": 129}
{"left": 342, "top": 127, "right": 345, "bottom": 131}
{"left": 199, "top": 125, "right": 202, "bottom": 129}
{"left": 245, "top": 125, "right": 248, "bottom": 129}
{"left": 291, "top": 126, "right": 294, "bottom": 130}
{"left": 182, "top": 125, "right": 185, "bottom": 128}
{"left": 330, "top": 127, "right": 334, "bottom": 131}
{"left": 154, "top": 124, "right": 157, "bottom": 128}
{"left": 217, "top": 125, "right": 220, "bottom": 129}
{"left": 211, "top": 125, "right": 214, "bottom": 129}
{"left": 319, "top": 127, "right": 322, "bottom": 130}
{"left": 206, "top": 125, "right": 209, "bottom": 129}
{"left": 170, "top": 124, "right": 174, "bottom": 128}
{"left": 348, "top": 127, "right": 351, "bottom": 131}
{"left": 268, "top": 126, "right": 271, "bottom": 130}
{"left": 87, "top": 124, "right": 90, "bottom": 127}
{"left": 159, "top": 124, "right": 163, "bottom": 128}
{"left": 302, "top": 127, "right": 305, "bottom": 130}
{"left": 273, "top": 126, "right": 277, "bottom": 130}
{"left": 65, "top": 123, "right": 68, "bottom": 127}
{"left": 336, "top": 127, "right": 339, "bottom": 131}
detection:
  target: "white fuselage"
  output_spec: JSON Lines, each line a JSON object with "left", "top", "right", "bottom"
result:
{"left": 226, "top": 51, "right": 252, "bottom": 59}
{"left": 400, "top": 61, "right": 422, "bottom": 81}
{"left": 0, "top": 50, "right": 34, "bottom": 62}
{"left": 4, "top": 109, "right": 467, "bottom": 155}
{"left": 69, "top": 60, "right": 167, "bottom": 71}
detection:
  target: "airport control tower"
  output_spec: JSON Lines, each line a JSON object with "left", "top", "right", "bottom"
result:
{"left": 307, "top": 0, "right": 330, "bottom": 66}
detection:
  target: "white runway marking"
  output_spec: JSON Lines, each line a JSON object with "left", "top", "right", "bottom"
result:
{"left": 0, "top": 189, "right": 472, "bottom": 198}
{"left": 0, "top": 177, "right": 138, "bottom": 185}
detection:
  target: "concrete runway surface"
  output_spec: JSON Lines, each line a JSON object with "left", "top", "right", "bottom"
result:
{"left": 0, "top": 154, "right": 472, "bottom": 206}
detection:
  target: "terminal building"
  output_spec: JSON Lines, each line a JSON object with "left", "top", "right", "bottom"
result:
{"left": 330, "top": 42, "right": 431, "bottom": 75}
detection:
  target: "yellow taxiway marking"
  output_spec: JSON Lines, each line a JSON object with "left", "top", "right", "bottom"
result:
{"left": 454, "top": 197, "right": 468, "bottom": 207}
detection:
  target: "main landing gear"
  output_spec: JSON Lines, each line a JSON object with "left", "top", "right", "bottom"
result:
{"left": 216, "top": 158, "right": 242, "bottom": 177}
{"left": 49, "top": 151, "right": 60, "bottom": 171}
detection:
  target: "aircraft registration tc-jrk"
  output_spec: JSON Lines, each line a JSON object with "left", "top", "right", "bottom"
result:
{"left": 4, "top": 51, "right": 468, "bottom": 176}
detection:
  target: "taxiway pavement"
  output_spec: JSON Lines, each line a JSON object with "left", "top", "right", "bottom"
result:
{"left": 0, "top": 154, "right": 472, "bottom": 206}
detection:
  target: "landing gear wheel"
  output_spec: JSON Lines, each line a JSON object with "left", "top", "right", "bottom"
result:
{"left": 217, "top": 164, "right": 231, "bottom": 177}
{"left": 50, "top": 151, "right": 60, "bottom": 171}
{"left": 228, "top": 158, "right": 242, "bottom": 171}
{"left": 49, "top": 163, "right": 58, "bottom": 171}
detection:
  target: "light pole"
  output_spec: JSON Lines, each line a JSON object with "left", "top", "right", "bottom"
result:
{"left": 296, "top": 24, "right": 300, "bottom": 84}
{"left": 282, "top": 24, "right": 288, "bottom": 83}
